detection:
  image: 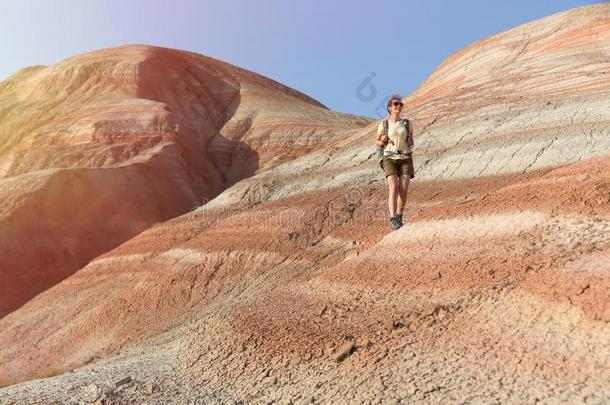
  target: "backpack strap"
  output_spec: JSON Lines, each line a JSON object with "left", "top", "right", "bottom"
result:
{"left": 402, "top": 118, "right": 413, "bottom": 146}
{"left": 383, "top": 119, "right": 389, "bottom": 145}
{"left": 383, "top": 119, "right": 396, "bottom": 146}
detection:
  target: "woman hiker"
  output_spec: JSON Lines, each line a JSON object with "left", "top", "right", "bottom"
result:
{"left": 375, "top": 95, "right": 415, "bottom": 231}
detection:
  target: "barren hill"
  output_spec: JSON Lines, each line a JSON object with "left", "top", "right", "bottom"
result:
{"left": 0, "top": 45, "right": 369, "bottom": 318}
{"left": 0, "top": 4, "right": 608, "bottom": 404}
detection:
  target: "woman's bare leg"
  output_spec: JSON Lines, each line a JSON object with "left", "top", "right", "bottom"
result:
{"left": 397, "top": 174, "right": 410, "bottom": 215}
{"left": 387, "top": 174, "right": 399, "bottom": 217}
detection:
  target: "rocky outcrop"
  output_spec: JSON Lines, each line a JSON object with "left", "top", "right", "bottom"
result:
{"left": 0, "top": 3, "right": 608, "bottom": 403}
{"left": 0, "top": 45, "right": 370, "bottom": 318}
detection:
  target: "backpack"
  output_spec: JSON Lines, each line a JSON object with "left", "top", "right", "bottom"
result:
{"left": 376, "top": 118, "right": 410, "bottom": 169}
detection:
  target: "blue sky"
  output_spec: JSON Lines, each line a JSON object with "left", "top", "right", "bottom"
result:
{"left": 0, "top": 0, "right": 602, "bottom": 117}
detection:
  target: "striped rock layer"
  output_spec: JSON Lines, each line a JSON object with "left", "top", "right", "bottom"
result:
{"left": 0, "top": 45, "right": 369, "bottom": 317}
{"left": 0, "top": 4, "right": 608, "bottom": 404}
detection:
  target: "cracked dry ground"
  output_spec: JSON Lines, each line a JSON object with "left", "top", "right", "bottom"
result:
{"left": 174, "top": 156, "right": 609, "bottom": 404}
{"left": 2, "top": 154, "right": 608, "bottom": 404}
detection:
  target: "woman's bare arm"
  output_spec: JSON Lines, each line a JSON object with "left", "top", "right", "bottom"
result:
{"left": 375, "top": 122, "right": 387, "bottom": 146}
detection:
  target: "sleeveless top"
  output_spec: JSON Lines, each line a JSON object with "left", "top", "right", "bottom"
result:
{"left": 377, "top": 119, "right": 411, "bottom": 160}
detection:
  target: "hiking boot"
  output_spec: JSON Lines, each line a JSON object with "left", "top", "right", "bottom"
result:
{"left": 389, "top": 216, "right": 402, "bottom": 231}
{"left": 396, "top": 212, "right": 403, "bottom": 227}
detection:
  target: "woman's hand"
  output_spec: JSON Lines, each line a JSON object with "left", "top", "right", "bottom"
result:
{"left": 375, "top": 134, "right": 388, "bottom": 146}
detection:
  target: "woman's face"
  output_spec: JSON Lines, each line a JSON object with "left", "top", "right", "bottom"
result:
{"left": 389, "top": 99, "right": 403, "bottom": 114}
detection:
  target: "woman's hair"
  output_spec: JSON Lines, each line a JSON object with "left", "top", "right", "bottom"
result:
{"left": 386, "top": 95, "right": 403, "bottom": 114}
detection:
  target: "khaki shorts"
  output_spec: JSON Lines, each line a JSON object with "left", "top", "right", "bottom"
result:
{"left": 382, "top": 155, "right": 415, "bottom": 178}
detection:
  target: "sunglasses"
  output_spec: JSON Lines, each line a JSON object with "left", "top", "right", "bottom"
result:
{"left": 392, "top": 101, "right": 404, "bottom": 107}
